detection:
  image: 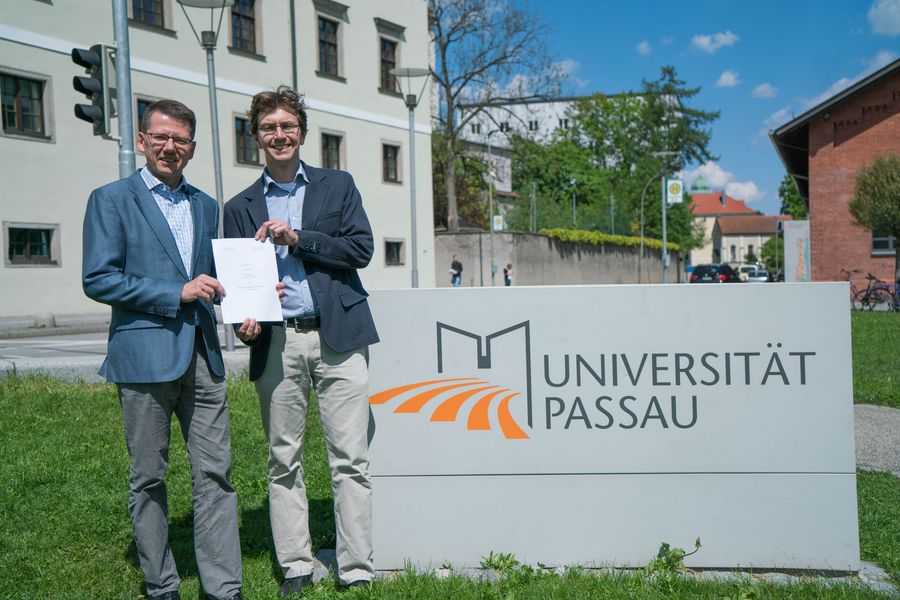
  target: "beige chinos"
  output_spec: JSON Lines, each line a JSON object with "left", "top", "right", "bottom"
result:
{"left": 254, "top": 324, "right": 373, "bottom": 584}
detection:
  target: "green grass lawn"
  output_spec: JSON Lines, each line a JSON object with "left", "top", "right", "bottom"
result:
{"left": 0, "top": 376, "right": 897, "bottom": 599}
{"left": 852, "top": 312, "right": 900, "bottom": 409}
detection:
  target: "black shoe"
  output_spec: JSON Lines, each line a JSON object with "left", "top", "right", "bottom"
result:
{"left": 278, "top": 574, "right": 312, "bottom": 598}
{"left": 150, "top": 592, "right": 180, "bottom": 600}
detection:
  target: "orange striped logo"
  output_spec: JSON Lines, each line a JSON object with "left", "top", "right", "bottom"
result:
{"left": 370, "top": 377, "right": 529, "bottom": 440}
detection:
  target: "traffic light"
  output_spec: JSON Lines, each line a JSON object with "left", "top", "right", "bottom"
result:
{"left": 71, "top": 44, "right": 112, "bottom": 137}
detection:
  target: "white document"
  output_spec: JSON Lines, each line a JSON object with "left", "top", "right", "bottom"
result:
{"left": 212, "top": 238, "right": 283, "bottom": 324}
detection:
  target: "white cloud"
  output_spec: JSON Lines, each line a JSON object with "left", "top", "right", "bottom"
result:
{"left": 637, "top": 40, "right": 652, "bottom": 55}
{"left": 764, "top": 106, "right": 792, "bottom": 129}
{"left": 801, "top": 77, "right": 853, "bottom": 110}
{"left": 869, "top": 0, "right": 900, "bottom": 35}
{"left": 715, "top": 70, "right": 741, "bottom": 87}
{"left": 691, "top": 30, "right": 739, "bottom": 53}
{"left": 682, "top": 162, "right": 764, "bottom": 202}
{"left": 660, "top": 36, "right": 675, "bottom": 45}
{"left": 552, "top": 59, "right": 589, "bottom": 89}
{"left": 866, "top": 49, "right": 897, "bottom": 70}
{"left": 752, "top": 83, "right": 778, "bottom": 98}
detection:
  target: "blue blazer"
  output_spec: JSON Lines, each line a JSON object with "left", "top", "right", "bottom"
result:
{"left": 82, "top": 170, "right": 225, "bottom": 383}
{"left": 223, "top": 162, "right": 379, "bottom": 381}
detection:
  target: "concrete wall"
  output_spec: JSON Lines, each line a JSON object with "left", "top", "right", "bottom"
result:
{"left": 435, "top": 232, "right": 683, "bottom": 287}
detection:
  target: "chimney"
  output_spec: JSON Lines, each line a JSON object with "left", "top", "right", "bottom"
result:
{"left": 721, "top": 190, "right": 727, "bottom": 206}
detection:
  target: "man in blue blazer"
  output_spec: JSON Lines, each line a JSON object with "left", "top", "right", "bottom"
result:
{"left": 82, "top": 100, "right": 243, "bottom": 600}
{"left": 223, "top": 87, "right": 378, "bottom": 597}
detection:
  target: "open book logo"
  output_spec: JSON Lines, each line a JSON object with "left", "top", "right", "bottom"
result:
{"left": 370, "top": 321, "right": 532, "bottom": 440}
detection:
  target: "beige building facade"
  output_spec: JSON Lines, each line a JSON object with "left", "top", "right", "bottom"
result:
{"left": 0, "top": 0, "right": 433, "bottom": 319}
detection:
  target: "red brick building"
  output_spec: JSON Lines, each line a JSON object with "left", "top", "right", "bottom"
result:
{"left": 770, "top": 58, "right": 900, "bottom": 287}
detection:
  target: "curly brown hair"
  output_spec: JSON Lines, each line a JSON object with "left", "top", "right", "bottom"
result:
{"left": 247, "top": 86, "right": 308, "bottom": 136}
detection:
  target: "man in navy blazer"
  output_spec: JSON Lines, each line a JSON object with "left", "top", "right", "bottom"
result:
{"left": 82, "top": 100, "right": 243, "bottom": 600}
{"left": 223, "top": 87, "right": 378, "bottom": 597}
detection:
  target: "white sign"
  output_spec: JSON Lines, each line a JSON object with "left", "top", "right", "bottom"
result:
{"left": 367, "top": 284, "right": 858, "bottom": 570}
{"left": 667, "top": 178, "right": 684, "bottom": 204}
{"left": 492, "top": 214, "right": 504, "bottom": 232}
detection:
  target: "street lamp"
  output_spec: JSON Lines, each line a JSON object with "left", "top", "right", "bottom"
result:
{"left": 570, "top": 178, "right": 577, "bottom": 228}
{"left": 390, "top": 67, "right": 430, "bottom": 288}
{"left": 485, "top": 128, "right": 503, "bottom": 286}
{"left": 177, "top": 0, "right": 232, "bottom": 349}
{"left": 638, "top": 170, "right": 660, "bottom": 283}
{"left": 651, "top": 151, "right": 679, "bottom": 284}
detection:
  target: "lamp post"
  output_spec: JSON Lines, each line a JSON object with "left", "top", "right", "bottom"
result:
{"left": 177, "top": 0, "right": 232, "bottom": 349}
{"left": 485, "top": 128, "right": 502, "bottom": 286}
{"left": 638, "top": 171, "right": 660, "bottom": 283}
{"left": 390, "top": 67, "right": 430, "bottom": 288}
{"left": 570, "top": 178, "right": 577, "bottom": 228}
{"left": 650, "top": 151, "right": 679, "bottom": 284}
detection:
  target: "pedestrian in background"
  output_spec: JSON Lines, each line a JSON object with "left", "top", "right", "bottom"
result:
{"left": 504, "top": 263, "right": 513, "bottom": 286}
{"left": 450, "top": 255, "right": 463, "bottom": 287}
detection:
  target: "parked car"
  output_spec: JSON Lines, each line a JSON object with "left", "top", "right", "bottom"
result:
{"left": 746, "top": 269, "right": 770, "bottom": 283}
{"left": 737, "top": 264, "right": 763, "bottom": 282}
{"left": 689, "top": 263, "right": 742, "bottom": 283}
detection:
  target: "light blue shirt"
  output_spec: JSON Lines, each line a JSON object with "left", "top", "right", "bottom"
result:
{"left": 263, "top": 163, "right": 317, "bottom": 318}
{"left": 140, "top": 166, "right": 193, "bottom": 277}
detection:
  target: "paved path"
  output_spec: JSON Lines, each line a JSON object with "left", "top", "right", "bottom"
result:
{"left": 855, "top": 404, "right": 900, "bottom": 477}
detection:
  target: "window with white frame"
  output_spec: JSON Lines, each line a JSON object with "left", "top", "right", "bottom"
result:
{"left": 1, "top": 72, "right": 49, "bottom": 138}
{"left": 384, "top": 239, "right": 404, "bottom": 265}
{"left": 322, "top": 133, "right": 342, "bottom": 170}
{"left": 872, "top": 231, "right": 896, "bottom": 256}
{"left": 5, "top": 222, "right": 60, "bottom": 266}
{"left": 383, "top": 143, "right": 400, "bottom": 183}
{"left": 231, "top": 0, "right": 257, "bottom": 53}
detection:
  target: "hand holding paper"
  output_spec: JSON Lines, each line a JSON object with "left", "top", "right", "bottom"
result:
{"left": 212, "top": 238, "right": 283, "bottom": 324}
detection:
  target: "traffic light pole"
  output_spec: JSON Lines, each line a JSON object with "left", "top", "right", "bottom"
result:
{"left": 112, "top": 0, "right": 135, "bottom": 177}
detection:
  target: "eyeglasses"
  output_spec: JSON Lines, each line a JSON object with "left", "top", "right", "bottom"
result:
{"left": 258, "top": 123, "right": 301, "bottom": 136}
{"left": 143, "top": 131, "right": 194, "bottom": 149}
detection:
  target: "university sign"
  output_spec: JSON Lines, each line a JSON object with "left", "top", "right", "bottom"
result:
{"left": 367, "top": 284, "right": 859, "bottom": 570}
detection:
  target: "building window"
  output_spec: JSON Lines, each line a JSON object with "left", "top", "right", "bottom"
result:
{"left": 322, "top": 133, "right": 341, "bottom": 170}
{"left": 528, "top": 120, "right": 539, "bottom": 131}
{"left": 231, "top": 0, "right": 256, "bottom": 53}
{"left": 872, "top": 231, "right": 896, "bottom": 256}
{"left": 132, "top": 0, "right": 164, "bottom": 28}
{"left": 730, "top": 245, "right": 736, "bottom": 262}
{"left": 235, "top": 117, "right": 259, "bottom": 165}
{"left": 383, "top": 144, "right": 399, "bottom": 183}
{"left": 380, "top": 38, "right": 398, "bottom": 91}
{"left": 470, "top": 123, "right": 481, "bottom": 134}
{"left": 499, "top": 122, "right": 510, "bottom": 133}
{"left": 558, "top": 118, "right": 569, "bottom": 129}
{"left": 318, "top": 17, "right": 339, "bottom": 76}
{"left": 136, "top": 98, "right": 152, "bottom": 124}
{"left": 1, "top": 74, "right": 45, "bottom": 136}
{"left": 5, "top": 224, "right": 59, "bottom": 266}
{"left": 385, "top": 239, "right": 404, "bottom": 266}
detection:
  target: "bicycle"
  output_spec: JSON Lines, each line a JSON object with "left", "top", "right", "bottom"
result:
{"left": 855, "top": 273, "right": 897, "bottom": 312}
{"left": 841, "top": 268, "right": 863, "bottom": 310}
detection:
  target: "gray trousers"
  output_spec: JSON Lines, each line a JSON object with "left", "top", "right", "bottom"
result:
{"left": 118, "top": 339, "right": 242, "bottom": 599}
{"left": 254, "top": 325, "right": 374, "bottom": 585}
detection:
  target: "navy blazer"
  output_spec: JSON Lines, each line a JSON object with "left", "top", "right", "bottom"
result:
{"left": 82, "top": 171, "right": 224, "bottom": 383}
{"left": 223, "top": 162, "right": 379, "bottom": 381}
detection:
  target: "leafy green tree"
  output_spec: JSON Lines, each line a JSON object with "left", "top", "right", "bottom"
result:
{"left": 432, "top": 128, "right": 489, "bottom": 229}
{"left": 430, "top": 0, "right": 560, "bottom": 232}
{"left": 507, "top": 66, "right": 716, "bottom": 251}
{"left": 779, "top": 175, "right": 808, "bottom": 219}
{"left": 849, "top": 153, "right": 900, "bottom": 282}
{"left": 760, "top": 236, "right": 784, "bottom": 273}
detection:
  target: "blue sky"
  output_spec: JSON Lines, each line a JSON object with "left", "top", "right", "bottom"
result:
{"left": 526, "top": 0, "right": 900, "bottom": 215}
